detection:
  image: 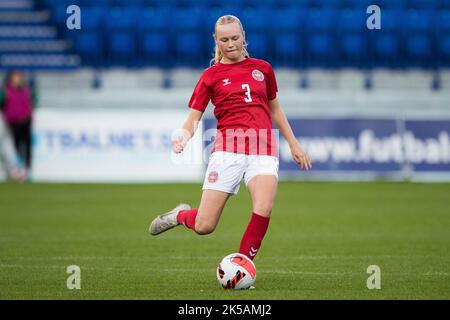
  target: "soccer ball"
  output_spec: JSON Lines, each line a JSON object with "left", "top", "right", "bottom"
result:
{"left": 216, "top": 253, "right": 256, "bottom": 289}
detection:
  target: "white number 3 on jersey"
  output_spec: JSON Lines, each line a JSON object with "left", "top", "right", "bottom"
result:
{"left": 242, "top": 84, "right": 253, "bottom": 103}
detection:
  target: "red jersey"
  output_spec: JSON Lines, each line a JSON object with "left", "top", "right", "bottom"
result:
{"left": 188, "top": 57, "right": 278, "bottom": 156}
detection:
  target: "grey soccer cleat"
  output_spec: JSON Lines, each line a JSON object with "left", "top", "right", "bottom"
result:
{"left": 149, "top": 203, "right": 191, "bottom": 235}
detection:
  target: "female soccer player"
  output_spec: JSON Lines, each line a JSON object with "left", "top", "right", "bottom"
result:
{"left": 149, "top": 15, "right": 312, "bottom": 262}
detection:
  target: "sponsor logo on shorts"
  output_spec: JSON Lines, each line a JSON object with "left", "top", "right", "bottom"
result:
{"left": 252, "top": 69, "right": 264, "bottom": 82}
{"left": 208, "top": 171, "right": 219, "bottom": 183}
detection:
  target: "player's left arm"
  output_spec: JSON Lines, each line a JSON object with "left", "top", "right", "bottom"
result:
{"left": 269, "top": 98, "right": 312, "bottom": 170}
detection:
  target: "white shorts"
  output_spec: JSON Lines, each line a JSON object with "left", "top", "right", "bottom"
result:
{"left": 202, "top": 151, "right": 279, "bottom": 195}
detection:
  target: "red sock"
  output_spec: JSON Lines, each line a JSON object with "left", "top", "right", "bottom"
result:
{"left": 239, "top": 212, "right": 270, "bottom": 260}
{"left": 177, "top": 208, "right": 198, "bottom": 231}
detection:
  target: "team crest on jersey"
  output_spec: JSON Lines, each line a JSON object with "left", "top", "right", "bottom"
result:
{"left": 252, "top": 69, "right": 264, "bottom": 82}
{"left": 208, "top": 171, "right": 219, "bottom": 183}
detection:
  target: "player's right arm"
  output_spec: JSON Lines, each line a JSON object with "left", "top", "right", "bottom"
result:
{"left": 173, "top": 69, "right": 211, "bottom": 154}
{"left": 172, "top": 108, "right": 203, "bottom": 154}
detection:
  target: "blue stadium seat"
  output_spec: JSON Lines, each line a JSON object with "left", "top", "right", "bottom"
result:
{"left": 340, "top": 34, "right": 368, "bottom": 66}
{"left": 273, "top": 8, "right": 304, "bottom": 31}
{"left": 205, "top": 8, "right": 222, "bottom": 32}
{"left": 175, "top": 32, "right": 204, "bottom": 65}
{"left": 305, "top": 7, "right": 336, "bottom": 31}
{"left": 172, "top": 8, "right": 205, "bottom": 31}
{"left": 438, "top": 34, "right": 450, "bottom": 66}
{"left": 108, "top": 32, "right": 137, "bottom": 61}
{"left": 306, "top": 33, "right": 337, "bottom": 67}
{"left": 366, "top": 0, "right": 406, "bottom": 10}
{"left": 373, "top": 33, "right": 401, "bottom": 67}
{"left": 340, "top": 0, "right": 374, "bottom": 9}
{"left": 274, "top": 33, "right": 303, "bottom": 67}
{"left": 246, "top": 33, "right": 270, "bottom": 59}
{"left": 74, "top": 31, "right": 103, "bottom": 59}
{"left": 243, "top": 0, "right": 275, "bottom": 9}
{"left": 80, "top": 6, "right": 105, "bottom": 29}
{"left": 142, "top": 32, "right": 170, "bottom": 56}
{"left": 172, "top": 0, "right": 201, "bottom": 8}
{"left": 406, "top": 34, "right": 433, "bottom": 66}
{"left": 207, "top": 37, "right": 216, "bottom": 56}
{"left": 337, "top": 8, "right": 366, "bottom": 31}
{"left": 274, "top": 0, "right": 308, "bottom": 9}
{"left": 440, "top": 0, "right": 450, "bottom": 9}
{"left": 142, "top": 0, "right": 176, "bottom": 8}
{"left": 240, "top": 8, "right": 271, "bottom": 31}
{"left": 275, "top": 33, "right": 302, "bottom": 55}
{"left": 110, "top": 0, "right": 145, "bottom": 7}
{"left": 206, "top": 0, "right": 242, "bottom": 9}
{"left": 77, "top": 0, "right": 109, "bottom": 7}
{"left": 381, "top": 9, "right": 403, "bottom": 31}
{"left": 404, "top": 9, "right": 433, "bottom": 33}
{"left": 437, "top": 10, "right": 450, "bottom": 32}
{"left": 205, "top": 7, "right": 244, "bottom": 30}
{"left": 406, "top": 0, "right": 438, "bottom": 10}
{"left": 44, "top": 0, "right": 72, "bottom": 8}
{"left": 137, "top": 7, "right": 171, "bottom": 31}
{"left": 50, "top": 4, "right": 71, "bottom": 26}
{"left": 104, "top": 7, "right": 140, "bottom": 31}
{"left": 309, "top": 0, "right": 340, "bottom": 9}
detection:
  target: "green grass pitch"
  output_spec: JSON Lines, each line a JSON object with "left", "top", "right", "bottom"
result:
{"left": 0, "top": 181, "right": 449, "bottom": 299}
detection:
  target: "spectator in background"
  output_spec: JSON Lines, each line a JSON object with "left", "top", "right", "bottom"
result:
{"left": 0, "top": 115, "right": 26, "bottom": 181}
{"left": 0, "top": 70, "right": 37, "bottom": 178}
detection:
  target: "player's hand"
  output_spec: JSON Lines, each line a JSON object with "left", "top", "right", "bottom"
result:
{"left": 172, "top": 136, "right": 187, "bottom": 153}
{"left": 291, "top": 144, "right": 312, "bottom": 170}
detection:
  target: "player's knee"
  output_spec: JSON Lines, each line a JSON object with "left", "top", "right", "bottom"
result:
{"left": 194, "top": 220, "right": 216, "bottom": 235}
{"left": 254, "top": 203, "right": 273, "bottom": 217}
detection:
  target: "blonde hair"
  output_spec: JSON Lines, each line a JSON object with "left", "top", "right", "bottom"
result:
{"left": 211, "top": 15, "right": 250, "bottom": 66}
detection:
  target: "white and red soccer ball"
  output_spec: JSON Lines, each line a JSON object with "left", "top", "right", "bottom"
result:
{"left": 217, "top": 253, "right": 256, "bottom": 289}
